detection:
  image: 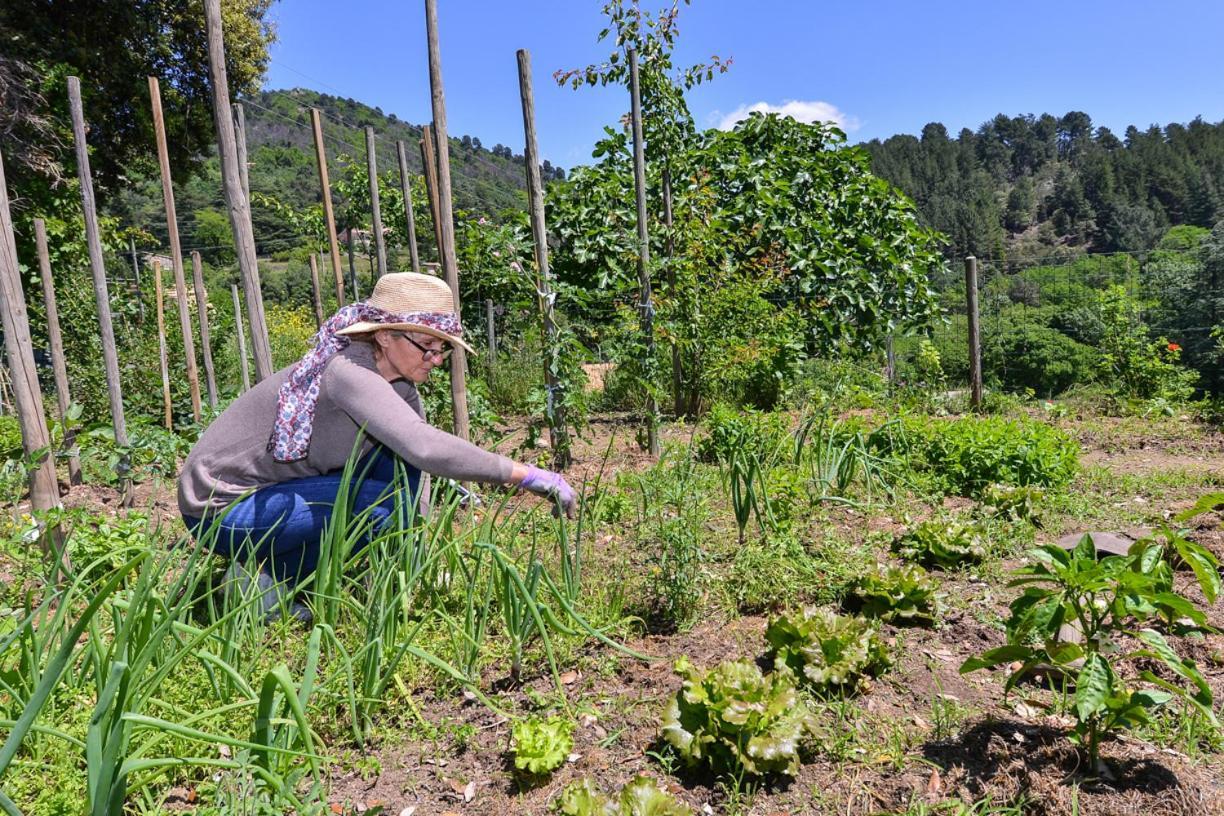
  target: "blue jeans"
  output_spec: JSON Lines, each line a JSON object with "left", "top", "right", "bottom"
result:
{"left": 183, "top": 445, "right": 421, "bottom": 588}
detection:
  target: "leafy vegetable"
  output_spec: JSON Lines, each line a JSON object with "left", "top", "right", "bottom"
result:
{"left": 981, "top": 483, "right": 1045, "bottom": 524}
{"left": 660, "top": 657, "right": 812, "bottom": 778}
{"left": 510, "top": 715, "right": 574, "bottom": 777}
{"left": 850, "top": 563, "right": 939, "bottom": 624}
{"left": 556, "top": 775, "right": 693, "bottom": 816}
{"left": 893, "top": 518, "right": 988, "bottom": 568}
{"left": 765, "top": 607, "right": 890, "bottom": 693}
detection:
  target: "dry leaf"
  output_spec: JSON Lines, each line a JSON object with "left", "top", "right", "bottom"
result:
{"left": 567, "top": 752, "right": 581, "bottom": 763}
{"left": 912, "top": 715, "right": 930, "bottom": 729}
{"left": 398, "top": 808, "right": 417, "bottom": 816}
{"left": 1013, "top": 701, "right": 1041, "bottom": 719}
{"left": 927, "top": 768, "right": 942, "bottom": 796}
{"left": 329, "top": 805, "right": 343, "bottom": 815}
{"left": 560, "top": 670, "right": 579, "bottom": 685}
{"left": 217, "top": 744, "right": 231, "bottom": 759}
{"left": 463, "top": 780, "right": 475, "bottom": 802}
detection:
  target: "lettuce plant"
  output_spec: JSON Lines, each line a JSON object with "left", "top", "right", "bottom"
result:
{"left": 893, "top": 518, "right": 988, "bottom": 568}
{"left": 765, "top": 607, "right": 890, "bottom": 693}
{"left": 556, "top": 775, "right": 693, "bottom": 816}
{"left": 660, "top": 657, "right": 812, "bottom": 778}
{"left": 510, "top": 715, "right": 574, "bottom": 776}
{"left": 850, "top": 563, "right": 939, "bottom": 624}
{"left": 982, "top": 483, "right": 1044, "bottom": 524}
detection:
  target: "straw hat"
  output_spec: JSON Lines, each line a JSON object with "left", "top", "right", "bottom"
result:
{"left": 335, "top": 272, "right": 474, "bottom": 352}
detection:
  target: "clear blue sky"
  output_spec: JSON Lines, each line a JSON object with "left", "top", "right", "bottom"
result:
{"left": 263, "top": 0, "right": 1224, "bottom": 171}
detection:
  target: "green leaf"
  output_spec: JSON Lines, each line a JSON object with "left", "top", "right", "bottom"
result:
{"left": 1173, "top": 492, "right": 1224, "bottom": 523}
{"left": 960, "top": 645, "right": 1033, "bottom": 674}
{"left": 512, "top": 715, "right": 575, "bottom": 776}
{"left": 1171, "top": 538, "right": 1221, "bottom": 604}
{"left": 1074, "top": 653, "right": 1112, "bottom": 721}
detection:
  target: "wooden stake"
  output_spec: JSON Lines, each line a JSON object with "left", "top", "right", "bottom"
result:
{"left": 68, "top": 76, "right": 131, "bottom": 502}
{"left": 34, "top": 218, "right": 81, "bottom": 486}
{"left": 231, "top": 284, "right": 250, "bottom": 393}
{"left": 663, "top": 167, "right": 684, "bottom": 417}
{"left": 347, "top": 229, "right": 361, "bottom": 301}
{"left": 191, "top": 251, "right": 218, "bottom": 409}
{"left": 203, "top": 0, "right": 272, "bottom": 381}
{"left": 397, "top": 140, "right": 422, "bottom": 274}
{"left": 420, "top": 126, "right": 444, "bottom": 263}
{"left": 628, "top": 50, "right": 659, "bottom": 457}
{"left": 365, "top": 127, "right": 388, "bottom": 277}
{"left": 311, "top": 109, "right": 346, "bottom": 306}
{"left": 149, "top": 76, "right": 203, "bottom": 422}
{"left": 485, "top": 298, "right": 497, "bottom": 358}
{"left": 423, "top": 0, "right": 470, "bottom": 441}
{"left": 965, "top": 256, "right": 983, "bottom": 411}
{"left": 309, "top": 254, "right": 325, "bottom": 328}
{"left": 0, "top": 152, "right": 60, "bottom": 519}
{"left": 233, "top": 103, "right": 252, "bottom": 199}
{"left": 129, "top": 236, "right": 145, "bottom": 323}
{"left": 154, "top": 261, "right": 173, "bottom": 430}
{"left": 517, "top": 48, "right": 570, "bottom": 467}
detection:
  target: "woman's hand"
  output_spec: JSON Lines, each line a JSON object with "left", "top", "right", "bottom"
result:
{"left": 515, "top": 464, "right": 576, "bottom": 517}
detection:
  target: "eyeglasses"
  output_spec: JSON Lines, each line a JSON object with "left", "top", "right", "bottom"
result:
{"left": 396, "top": 332, "right": 452, "bottom": 362}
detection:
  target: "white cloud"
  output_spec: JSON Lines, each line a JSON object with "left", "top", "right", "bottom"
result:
{"left": 712, "top": 100, "right": 861, "bottom": 132}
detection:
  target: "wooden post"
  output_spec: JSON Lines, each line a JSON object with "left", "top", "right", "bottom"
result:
{"left": 203, "top": 0, "right": 272, "bottom": 382}
{"left": 149, "top": 76, "right": 203, "bottom": 422}
{"left": 233, "top": 103, "right": 252, "bottom": 199}
{"left": 485, "top": 298, "right": 496, "bottom": 358}
{"left": 309, "top": 254, "right": 325, "bottom": 328}
{"left": 0, "top": 152, "right": 60, "bottom": 519}
{"left": 68, "top": 76, "right": 131, "bottom": 503}
{"left": 191, "top": 252, "right": 218, "bottom": 409}
{"left": 231, "top": 284, "right": 250, "bottom": 393}
{"left": 965, "top": 256, "right": 983, "bottom": 411}
{"left": 347, "top": 229, "right": 361, "bottom": 301}
{"left": 396, "top": 140, "right": 422, "bottom": 275}
{"left": 419, "top": 126, "right": 444, "bottom": 263}
{"left": 423, "top": 0, "right": 471, "bottom": 441}
{"left": 154, "top": 261, "right": 173, "bottom": 430}
{"left": 129, "top": 236, "right": 145, "bottom": 324}
{"left": 662, "top": 166, "right": 684, "bottom": 417}
{"left": 311, "top": 109, "right": 346, "bottom": 306}
{"left": 34, "top": 219, "right": 81, "bottom": 486}
{"left": 365, "top": 126, "right": 388, "bottom": 278}
{"left": 885, "top": 334, "right": 896, "bottom": 386}
{"left": 517, "top": 48, "right": 570, "bottom": 467}
{"left": 628, "top": 49, "right": 659, "bottom": 457}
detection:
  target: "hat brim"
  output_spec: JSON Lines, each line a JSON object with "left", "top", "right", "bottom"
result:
{"left": 335, "top": 321, "right": 475, "bottom": 354}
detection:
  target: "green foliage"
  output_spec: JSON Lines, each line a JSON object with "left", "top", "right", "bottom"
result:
{"left": 556, "top": 775, "right": 694, "bottom": 816}
{"left": 510, "top": 715, "right": 574, "bottom": 777}
{"left": 982, "top": 321, "right": 1096, "bottom": 397}
{"left": 961, "top": 534, "right": 1220, "bottom": 768}
{"left": 885, "top": 415, "right": 1079, "bottom": 497}
{"left": 660, "top": 656, "right": 813, "bottom": 778}
{"left": 1096, "top": 285, "right": 1198, "bottom": 402}
{"left": 765, "top": 607, "right": 890, "bottom": 693}
{"left": 893, "top": 517, "right": 988, "bottom": 568}
{"left": 850, "top": 563, "right": 939, "bottom": 624}
{"left": 0, "top": 416, "right": 23, "bottom": 460}
{"left": 264, "top": 303, "right": 318, "bottom": 370}
{"left": 634, "top": 448, "right": 709, "bottom": 629}
{"left": 696, "top": 403, "right": 789, "bottom": 465}
{"left": 981, "top": 483, "right": 1045, "bottom": 524}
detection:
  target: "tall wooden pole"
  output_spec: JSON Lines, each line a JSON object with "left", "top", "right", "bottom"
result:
{"left": 424, "top": 0, "right": 470, "bottom": 441}
{"left": 365, "top": 127, "right": 388, "bottom": 277}
{"left": 396, "top": 140, "right": 422, "bottom": 275}
{"left": 965, "top": 256, "right": 983, "bottom": 411}
{"left": 68, "top": 76, "right": 131, "bottom": 502}
{"left": 347, "top": 230, "right": 361, "bottom": 301}
{"left": 420, "top": 126, "right": 444, "bottom": 263}
{"left": 663, "top": 167, "right": 684, "bottom": 417}
{"left": 231, "top": 284, "right": 250, "bottom": 393}
{"left": 233, "top": 103, "right": 252, "bottom": 199}
{"left": 149, "top": 76, "right": 203, "bottom": 422}
{"left": 129, "top": 236, "right": 145, "bottom": 323}
{"left": 485, "top": 298, "right": 497, "bottom": 357}
{"left": 0, "top": 152, "right": 60, "bottom": 519}
{"left": 34, "top": 219, "right": 81, "bottom": 486}
{"left": 628, "top": 50, "right": 659, "bottom": 457}
{"left": 191, "top": 252, "right": 218, "bottom": 409}
{"left": 311, "top": 109, "right": 346, "bottom": 306}
{"left": 203, "top": 0, "right": 272, "bottom": 381}
{"left": 308, "top": 254, "right": 325, "bottom": 328}
{"left": 517, "top": 48, "right": 570, "bottom": 468}
{"left": 154, "top": 262, "right": 173, "bottom": 430}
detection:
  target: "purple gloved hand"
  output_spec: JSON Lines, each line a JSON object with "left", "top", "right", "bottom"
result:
{"left": 519, "top": 465, "right": 576, "bottom": 516}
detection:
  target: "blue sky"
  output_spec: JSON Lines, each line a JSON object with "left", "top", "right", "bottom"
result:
{"left": 263, "top": 0, "right": 1224, "bottom": 171}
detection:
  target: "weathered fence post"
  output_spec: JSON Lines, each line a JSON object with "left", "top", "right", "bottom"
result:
{"left": 662, "top": 167, "right": 687, "bottom": 417}
{"left": 420, "top": 126, "right": 445, "bottom": 262}
{"left": 885, "top": 334, "right": 896, "bottom": 386}
{"left": 231, "top": 284, "right": 250, "bottom": 393}
{"left": 149, "top": 75, "right": 203, "bottom": 422}
{"left": 424, "top": 0, "right": 471, "bottom": 441}
{"left": 517, "top": 48, "right": 570, "bottom": 467}
{"left": 309, "top": 254, "right": 325, "bottom": 328}
{"left": 68, "top": 76, "right": 131, "bottom": 504}
{"left": 628, "top": 49, "right": 659, "bottom": 457}
{"left": 347, "top": 230, "right": 361, "bottom": 301}
{"left": 128, "top": 236, "right": 145, "bottom": 323}
{"left": 365, "top": 127, "right": 388, "bottom": 277}
{"left": 34, "top": 218, "right": 81, "bottom": 486}
{"left": 0, "top": 152, "right": 61, "bottom": 524}
{"left": 233, "top": 103, "right": 252, "bottom": 199}
{"left": 203, "top": 0, "right": 273, "bottom": 381}
{"left": 153, "top": 261, "right": 173, "bottom": 430}
{"left": 311, "top": 109, "right": 346, "bottom": 306}
{"left": 191, "top": 252, "right": 218, "bottom": 409}
{"left": 485, "top": 298, "right": 497, "bottom": 358}
{"left": 965, "top": 256, "right": 983, "bottom": 411}
{"left": 396, "top": 140, "right": 422, "bottom": 275}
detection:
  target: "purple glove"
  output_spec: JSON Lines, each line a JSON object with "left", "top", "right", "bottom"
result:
{"left": 519, "top": 466, "right": 576, "bottom": 516}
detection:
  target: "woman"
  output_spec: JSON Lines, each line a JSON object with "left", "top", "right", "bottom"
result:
{"left": 178, "top": 272, "right": 573, "bottom": 620}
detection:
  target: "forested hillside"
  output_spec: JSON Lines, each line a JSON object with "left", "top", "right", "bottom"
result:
{"left": 863, "top": 113, "right": 1224, "bottom": 260}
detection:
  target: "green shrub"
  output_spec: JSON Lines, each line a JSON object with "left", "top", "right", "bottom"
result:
{"left": 849, "top": 563, "right": 939, "bottom": 624}
{"left": 660, "top": 656, "right": 813, "bottom": 778}
{"left": 0, "top": 416, "right": 22, "bottom": 459}
{"left": 983, "top": 322, "right": 1096, "bottom": 397}
{"left": 893, "top": 517, "right": 988, "bottom": 569}
{"left": 883, "top": 415, "right": 1079, "bottom": 497}
{"left": 1096, "top": 285, "right": 1198, "bottom": 402}
{"left": 765, "top": 607, "right": 890, "bottom": 693}
{"left": 510, "top": 715, "right": 573, "bottom": 777}
{"left": 695, "top": 402, "right": 790, "bottom": 464}
{"left": 556, "top": 776, "right": 693, "bottom": 816}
